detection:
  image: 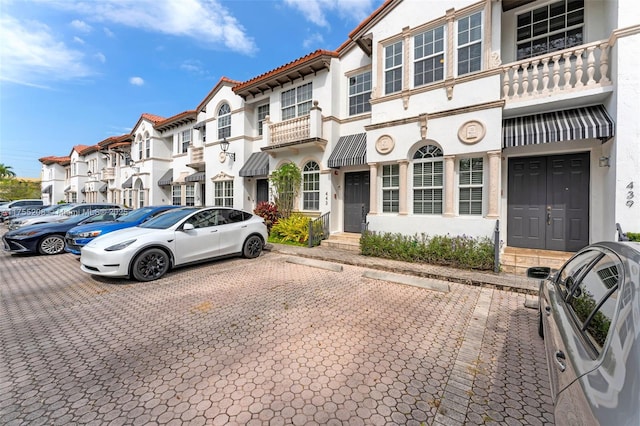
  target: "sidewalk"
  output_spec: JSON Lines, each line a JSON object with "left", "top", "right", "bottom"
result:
{"left": 267, "top": 242, "right": 539, "bottom": 295}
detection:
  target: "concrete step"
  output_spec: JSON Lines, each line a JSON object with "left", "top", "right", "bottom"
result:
{"left": 320, "top": 233, "right": 361, "bottom": 252}
{"left": 501, "top": 246, "right": 573, "bottom": 275}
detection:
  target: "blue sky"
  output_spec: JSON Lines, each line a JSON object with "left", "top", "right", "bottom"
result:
{"left": 0, "top": 0, "right": 382, "bottom": 178}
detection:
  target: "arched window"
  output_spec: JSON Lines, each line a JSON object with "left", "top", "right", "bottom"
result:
{"left": 218, "top": 103, "right": 231, "bottom": 139}
{"left": 144, "top": 132, "right": 150, "bottom": 158}
{"left": 302, "top": 161, "right": 320, "bottom": 211}
{"left": 413, "top": 145, "right": 443, "bottom": 214}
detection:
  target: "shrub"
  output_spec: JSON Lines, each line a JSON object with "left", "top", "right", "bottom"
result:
{"left": 360, "top": 231, "right": 495, "bottom": 270}
{"left": 270, "top": 213, "right": 309, "bottom": 245}
{"left": 253, "top": 201, "right": 279, "bottom": 232}
{"left": 627, "top": 232, "right": 640, "bottom": 242}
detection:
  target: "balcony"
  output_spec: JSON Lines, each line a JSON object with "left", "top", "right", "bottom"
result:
{"left": 101, "top": 167, "right": 115, "bottom": 181}
{"left": 501, "top": 39, "right": 612, "bottom": 113}
{"left": 263, "top": 102, "right": 327, "bottom": 154}
{"left": 187, "top": 145, "right": 205, "bottom": 169}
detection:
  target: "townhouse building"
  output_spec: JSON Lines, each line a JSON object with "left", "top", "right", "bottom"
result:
{"left": 39, "top": 0, "right": 640, "bottom": 268}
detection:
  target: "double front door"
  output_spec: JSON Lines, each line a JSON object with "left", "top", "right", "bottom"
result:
{"left": 344, "top": 171, "right": 370, "bottom": 233}
{"left": 507, "top": 153, "right": 589, "bottom": 252}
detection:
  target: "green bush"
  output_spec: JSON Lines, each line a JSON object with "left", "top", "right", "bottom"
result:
{"left": 270, "top": 213, "right": 309, "bottom": 245}
{"left": 627, "top": 232, "right": 640, "bottom": 242}
{"left": 360, "top": 231, "right": 495, "bottom": 270}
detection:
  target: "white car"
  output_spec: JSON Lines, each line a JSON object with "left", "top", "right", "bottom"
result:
{"left": 80, "top": 206, "right": 268, "bottom": 281}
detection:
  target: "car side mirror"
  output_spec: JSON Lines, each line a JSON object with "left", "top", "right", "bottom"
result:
{"left": 527, "top": 266, "right": 552, "bottom": 279}
{"left": 182, "top": 223, "right": 195, "bottom": 232}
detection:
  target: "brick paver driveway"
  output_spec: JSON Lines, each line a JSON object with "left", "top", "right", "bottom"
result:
{"left": 0, "top": 249, "right": 553, "bottom": 425}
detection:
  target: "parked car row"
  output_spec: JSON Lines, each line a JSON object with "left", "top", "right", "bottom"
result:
{"left": 0, "top": 199, "right": 44, "bottom": 222}
{"left": 2, "top": 205, "right": 268, "bottom": 282}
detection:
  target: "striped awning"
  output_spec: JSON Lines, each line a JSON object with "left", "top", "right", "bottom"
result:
{"left": 42, "top": 185, "right": 51, "bottom": 194}
{"left": 193, "top": 121, "right": 206, "bottom": 130}
{"left": 122, "top": 176, "right": 133, "bottom": 189}
{"left": 503, "top": 105, "right": 615, "bottom": 148}
{"left": 81, "top": 187, "right": 86, "bottom": 194}
{"left": 99, "top": 184, "right": 107, "bottom": 193}
{"left": 185, "top": 171, "right": 205, "bottom": 182}
{"left": 239, "top": 152, "right": 269, "bottom": 177}
{"left": 158, "top": 169, "right": 173, "bottom": 186}
{"left": 64, "top": 185, "right": 72, "bottom": 193}
{"left": 328, "top": 133, "right": 367, "bottom": 168}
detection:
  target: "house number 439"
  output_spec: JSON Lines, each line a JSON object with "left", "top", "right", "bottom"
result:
{"left": 627, "top": 182, "right": 634, "bottom": 207}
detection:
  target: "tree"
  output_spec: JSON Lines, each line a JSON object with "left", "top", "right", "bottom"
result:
{"left": 0, "top": 163, "right": 16, "bottom": 179}
{"left": 269, "top": 162, "right": 301, "bottom": 219}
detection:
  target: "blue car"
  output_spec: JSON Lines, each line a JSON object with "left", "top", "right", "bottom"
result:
{"left": 64, "top": 205, "right": 180, "bottom": 255}
{"left": 2, "top": 209, "right": 130, "bottom": 255}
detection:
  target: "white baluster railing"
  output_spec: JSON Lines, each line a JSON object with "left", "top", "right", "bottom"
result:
{"left": 501, "top": 40, "right": 612, "bottom": 102}
{"left": 269, "top": 115, "right": 311, "bottom": 145}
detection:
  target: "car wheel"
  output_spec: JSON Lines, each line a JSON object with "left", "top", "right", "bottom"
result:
{"left": 538, "top": 305, "right": 544, "bottom": 339}
{"left": 131, "top": 248, "right": 169, "bottom": 282}
{"left": 38, "top": 235, "right": 65, "bottom": 255}
{"left": 243, "top": 235, "right": 263, "bottom": 259}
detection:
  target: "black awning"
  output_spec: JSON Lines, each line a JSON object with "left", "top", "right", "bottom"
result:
{"left": 99, "top": 184, "right": 107, "bottom": 193}
{"left": 185, "top": 171, "right": 206, "bottom": 182}
{"left": 122, "top": 176, "right": 133, "bottom": 189}
{"left": 158, "top": 169, "right": 173, "bottom": 186}
{"left": 42, "top": 185, "right": 51, "bottom": 194}
{"left": 328, "top": 133, "right": 367, "bottom": 168}
{"left": 239, "top": 152, "right": 269, "bottom": 177}
{"left": 503, "top": 105, "right": 615, "bottom": 148}
{"left": 193, "top": 121, "right": 206, "bottom": 130}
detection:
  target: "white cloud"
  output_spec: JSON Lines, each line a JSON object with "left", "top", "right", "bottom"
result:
{"left": 73, "top": 36, "right": 85, "bottom": 44}
{"left": 129, "top": 76, "right": 144, "bottom": 86}
{"left": 180, "top": 60, "right": 204, "bottom": 75}
{"left": 0, "top": 14, "right": 92, "bottom": 87}
{"left": 284, "top": 0, "right": 376, "bottom": 27}
{"left": 53, "top": 0, "right": 257, "bottom": 55}
{"left": 94, "top": 52, "right": 106, "bottom": 63}
{"left": 303, "top": 33, "right": 325, "bottom": 49}
{"left": 103, "top": 27, "right": 115, "bottom": 38}
{"left": 70, "top": 19, "right": 92, "bottom": 33}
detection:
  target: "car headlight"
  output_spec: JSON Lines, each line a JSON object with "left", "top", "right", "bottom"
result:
{"left": 105, "top": 239, "right": 137, "bottom": 251}
{"left": 77, "top": 230, "right": 102, "bottom": 238}
{"left": 13, "top": 231, "right": 40, "bottom": 238}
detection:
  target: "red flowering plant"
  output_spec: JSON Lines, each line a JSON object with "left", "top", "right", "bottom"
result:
{"left": 253, "top": 201, "right": 279, "bottom": 233}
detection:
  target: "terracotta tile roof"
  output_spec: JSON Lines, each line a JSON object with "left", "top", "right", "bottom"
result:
{"left": 154, "top": 110, "right": 197, "bottom": 128}
{"left": 348, "top": 0, "right": 395, "bottom": 39}
{"left": 38, "top": 156, "right": 70, "bottom": 165}
{"left": 141, "top": 113, "right": 166, "bottom": 124}
{"left": 70, "top": 145, "right": 90, "bottom": 156}
{"left": 196, "top": 77, "right": 241, "bottom": 113}
{"left": 79, "top": 144, "right": 102, "bottom": 155}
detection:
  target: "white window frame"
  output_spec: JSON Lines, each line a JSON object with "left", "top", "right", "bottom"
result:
{"left": 214, "top": 180, "right": 234, "bottom": 207}
{"left": 185, "top": 184, "right": 195, "bottom": 206}
{"left": 456, "top": 11, "right": 483, "bottom": 76}
{"left": 137, "top": 139, "right": 143, "bottom": 161}
{"left": 281, "top": 82, "right": 312, "bottom": 121}
{"left": 413, "top": 145, "right": 444, "bottom": 215}
{"left": 414, "top": 25, "right": 446, "bottom": 87}
{"left": 348, "top": 71, "right": 372, "bottom": 116}
{"left": 218, "top": 103, "right": 231, "bottom": 140}
{"left": 458, "top": 157, "right": 483, "bottom": 216}
{"left": 144, "top": 134, "right": 150, "bottom": 158}
{"left": 382, "top": 164, "right": 399, "bottom": 213}
{"left": 172, "top": 185, "right": 182, "bottom": 206}
{"left": 302, "top": 161, "right": 320, "bottom": 211}
{"left": 384, "top": 41, "right": 403, "bottom": 95}
{"left": 257, "top": 103, "right": 270, "bottom": 136}
{"left": 181, "top": 130, "right": 191, "bottom": 153}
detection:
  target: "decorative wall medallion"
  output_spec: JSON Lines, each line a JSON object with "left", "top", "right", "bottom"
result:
{"left": 218, "top": 151, "right": 227, "bottom": 163}
{"left": 375, "top": 135, "right": 394, "bottom": 154}
{"left": 458, "top": 120, "right": 486, "bottom": 144}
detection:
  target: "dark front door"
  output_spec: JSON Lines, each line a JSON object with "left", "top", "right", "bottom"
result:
{"left": 256, "top": 179, "right": 269, "bottom": 204}
{"left": 507, "top": 153, "right": 590, "bottom": 251}
{"left": 344, "top": 171, "right": 370, "bottom": 233}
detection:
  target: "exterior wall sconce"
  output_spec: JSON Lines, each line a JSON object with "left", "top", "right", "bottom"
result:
{"left": 220, "top": 138, "right": 235, "bottom": 161}
{"left": 599, "top": 156, "right": 610, "bottom": 167}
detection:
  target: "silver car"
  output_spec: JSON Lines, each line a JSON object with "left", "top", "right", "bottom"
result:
{"left": 528, "top": 241, "right": 640, "bottom": 425}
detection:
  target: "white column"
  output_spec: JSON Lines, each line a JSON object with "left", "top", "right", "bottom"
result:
{"left": 443, "top": 155, "right": 455, "bottom": 217}
{"left": 399, "top": 160, "right": 409, "bottom": 215}
{"left": 486, "top": 150, "right": 501, "bottom": 219}
{"left": 368, "top": 163, "right": 378, "bottom": 215}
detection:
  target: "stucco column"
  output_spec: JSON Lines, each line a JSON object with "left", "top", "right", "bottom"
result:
{"left": 399, "top": 160, "right": 409, "bottom": 215}
{"left": 486, "top": 150, "right": 501, "bottom": 219}
{"left": 368, "top": 163, "right": 378, "bottom": 215}
{"left": 443, "top": 155, "right": 455, "bottom": 217}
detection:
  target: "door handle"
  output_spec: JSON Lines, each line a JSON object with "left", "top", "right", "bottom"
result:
{"left": 554, "top": 350, "right": 566, "bottom": 372}
{"left": 546, "top": 205, "right": 551, "bottom": 225}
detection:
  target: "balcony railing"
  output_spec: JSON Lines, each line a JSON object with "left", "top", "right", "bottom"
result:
{"left": 190, "top": 146, "right": 204, "bottom": 164}
{"left": 501, "top": 39, "right": 611, "bottom": 103}
{"left": 269, "top": 115, "right": 310, "bottom": 145}
{"left": 101, "top": 167, "right": 115, "bottom": 181}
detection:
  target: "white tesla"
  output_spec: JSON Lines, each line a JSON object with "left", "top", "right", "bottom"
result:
{"left": 80, "top": 207, "right": 267, "bottom": 281}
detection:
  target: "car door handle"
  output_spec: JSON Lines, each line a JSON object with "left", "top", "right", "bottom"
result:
{"left": 554, "top": 350, "right": 566, "bottom": 372}
{"left": 544, "top": 306, "right": 551, "bottom": 315}
{"left": 211, "top": 229, "right": 218, "bottom": 233}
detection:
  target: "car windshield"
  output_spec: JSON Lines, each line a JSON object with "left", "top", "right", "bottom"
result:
{"left": 140, "top": 208, "right": 199, "bottom": 229}
{"left": 62, "top": 212, "right": 94, "bottom": 225}
{"left": 54, "top": 204, "right": 77, "bottom": 215}
{"left": 41, "top": 204, "right": 65, "bottom": 214}
{"left": 115, "top": 207, "right": 156, "bottom": 223}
